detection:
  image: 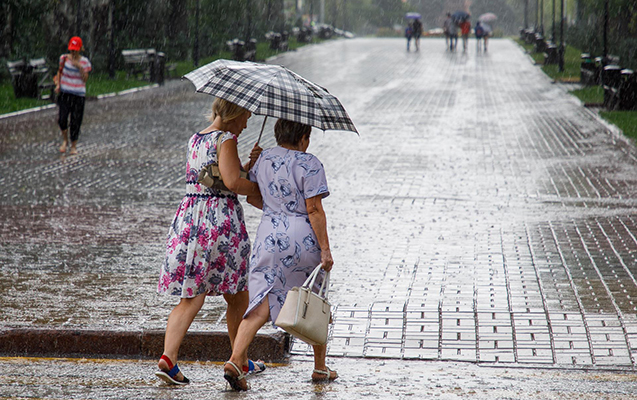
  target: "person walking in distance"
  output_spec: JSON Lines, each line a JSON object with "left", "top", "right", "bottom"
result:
{"left": 55, "top": 36, "right": 91, "bottom": 156}
{"left": 443, "top": 13, "right": 453, "bottom": 50}
{"left": 412, "top": 18, "right": 423, "bottom": 51}
{"left": 460, "top": 17, "right": 471, "bottom": 51}
{"left": 405, "top": 22, "right": 413, "bottom": 51}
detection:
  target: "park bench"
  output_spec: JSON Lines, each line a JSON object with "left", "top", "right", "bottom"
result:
{"left": 122, "top": 48, "right": 174, "bottom": 84}
{"left": 617, "top": 69, "right": 637, "bottom": 111}
{"left": 293, "top": 27, "right": 313, "bottom": 43}
{"left": 121, "top": 48, "right": 156, "bottom": 80}
{"left": 523, "top": 28, "right": 536, "bottom": 45}
{"left": 580, "top": 53, "right": 597, "bottom": 85}
{"left": 543, "top": 43, "right": 559, "bottom": 65}
{"left": 316, "top": 24, "right": 334, "bottom": 40}
{"left": 602, "top": 64, "right": 622, "bottom": 110}
{"left": 226, "top": 38, "right": 257, "bottom": 62}
{"left": 265, "top": 31, "right": 289, "bottom": 52}
{"left": 6, "top": 57, "right": 55, "bottom": 101}
{"left": 534, "top": 34, "right": 547, "bottom": 54}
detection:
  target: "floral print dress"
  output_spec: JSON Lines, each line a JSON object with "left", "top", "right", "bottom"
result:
{"left": 158, "top": 131, "right": 250, "bottom": 298}
{"left": 245, "top": 146, "right": 329, "bottom": 322}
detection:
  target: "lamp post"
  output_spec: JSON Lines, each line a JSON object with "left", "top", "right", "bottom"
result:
{"left": 558, "top": 0, "right": 565, "bottom": 72}
{"left": 524, "top": 0, "right": 528, "bottom": 29}
{"left": 552, "top": 0, "right": 556, "bottom": 41}
{"left": 193, "top": 0, "right": 199, "bottom": 67}
{"left": 108, "top": 0, "right": 115, "bottom": 79}
{"left": 603, "top": 0, "right": 609, "bottom": 61}
{"left": 540, "top": 0, "right": 544, "bottom": 34}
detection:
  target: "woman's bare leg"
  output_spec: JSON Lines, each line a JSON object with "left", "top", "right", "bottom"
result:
{"left": 59, "top": 129, "right": 69, "bottom": 153}
{"left": 311, "top": 344, "right": 338, "bottom": 380}
{"left": 223, "top": 291, "right": 249, "bottom": 348}
{"left": 158, "top": 294, "right": 206, "bottom": 379}
{"left": 227, "top": 298, "right": 270, "bottom": 366}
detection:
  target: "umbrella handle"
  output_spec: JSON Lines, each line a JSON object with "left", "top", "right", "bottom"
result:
{"left": 256, "top": 116, "right": 268, "bottom": 145}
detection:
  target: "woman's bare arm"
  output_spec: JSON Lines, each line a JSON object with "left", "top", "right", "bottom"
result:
{"left": 247, "top": 193, "right": 263, "bottom": 209}
{"left": 218, "top": 139, "right": 260, "bottom": 196}
{"left": 306, "top": 195, "right": 333, "bottom": 271}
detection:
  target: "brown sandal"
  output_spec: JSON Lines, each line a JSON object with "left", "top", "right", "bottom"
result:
{"left": 224, "top": 361, "right": 248, "bottom": 391}
{"left": 312, "top": 367, "right": 338, "bottom": 382}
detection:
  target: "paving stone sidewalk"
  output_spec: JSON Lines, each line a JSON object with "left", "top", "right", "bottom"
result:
{"left": 2, "top": 38, "right": 637, "bottom": 370}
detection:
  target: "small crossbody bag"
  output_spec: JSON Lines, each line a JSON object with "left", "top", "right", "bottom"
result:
{"left": 197, "top": 133, "right": 247, "bottom": 193}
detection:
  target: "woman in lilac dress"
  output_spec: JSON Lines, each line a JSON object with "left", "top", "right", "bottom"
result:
{"left": 155, "top": 98, "right": 262, "bottom": 385}
{"left": 222, "top": 119, "right": 337, "bottom": 391}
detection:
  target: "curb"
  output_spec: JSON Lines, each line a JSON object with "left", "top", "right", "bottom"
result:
{"left": 0, "top": 84, "right": 160, "bottom": 121}
{"left": 0, "top": 328, "right": 290, "bottom": 363}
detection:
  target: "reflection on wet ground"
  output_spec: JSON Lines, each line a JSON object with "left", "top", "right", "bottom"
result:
{"left": 2, "top": 38, "right": 637, "bottom": 369}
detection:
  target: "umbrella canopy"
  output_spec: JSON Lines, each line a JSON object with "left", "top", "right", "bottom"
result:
{"left": 478, "top": 13, "right": 497, "bottom": 23}
{"left": 451, "top": 10, "right": 470, "bottom": 23}
{"left": 405, "top": 12, "right": 422, "bottom": 19}
{"left": 183, "top": 59, "right": 358, "bottom": 134}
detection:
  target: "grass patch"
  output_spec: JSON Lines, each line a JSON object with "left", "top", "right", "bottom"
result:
{"left": 0, "top": 84, "right": 50, "bottom": 114}
{"left": 570, "top": 85, "right": 604, "bottom": 104}
{"left": 540, "top": 45, "right": 581, "bottom": 82}
{"left": 515, "top": 38, "right": 580, "bottom": 81}
{"left": 600, "top": 110, "right": 637, "bottom": 141}
{"left": 87, "top": 71, "right": 150, "bottom": 97}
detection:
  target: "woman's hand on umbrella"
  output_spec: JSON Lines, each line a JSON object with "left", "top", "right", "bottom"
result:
{"left": 249, "top": 143, "right": 262, "bottom": 165}
{"left": 321, "top": 248, "right": 333, "bottom": 272}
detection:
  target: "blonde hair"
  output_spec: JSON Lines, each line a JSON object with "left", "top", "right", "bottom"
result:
{"left": 208, "top": 97, "right": 248, "bottom": 123}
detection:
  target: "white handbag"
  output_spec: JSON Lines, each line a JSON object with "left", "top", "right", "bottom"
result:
{"left": 275, "top": 265, "right": 331, "bottom": 346}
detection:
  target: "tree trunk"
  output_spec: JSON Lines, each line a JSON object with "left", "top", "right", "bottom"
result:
{"left": 0, "top": 2, "right": 13, "bottom": 58}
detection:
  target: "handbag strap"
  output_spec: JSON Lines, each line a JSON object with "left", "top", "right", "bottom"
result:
{"left": 58, "top": 55, "right": 67, "bottom": 76}
{"left": 302, "top": 264, "right": 330, "bottom": 301}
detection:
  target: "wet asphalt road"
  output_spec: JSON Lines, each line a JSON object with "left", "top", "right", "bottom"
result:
{"left": 3, "top": 37, "right": 637, "bottom": 397}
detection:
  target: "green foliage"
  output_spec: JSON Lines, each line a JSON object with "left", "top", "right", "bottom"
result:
{"left": 0, "top": 83, "right": 50, "bottom": 114}
{"left": 570, "top": 86, "right": 604, "bottom": 104}
{"left": 601, "top": 110, "right": 637, "bottom": 141}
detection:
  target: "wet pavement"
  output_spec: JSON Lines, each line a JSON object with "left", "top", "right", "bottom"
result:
{"left": 2, "top": 356, "right": 637, "bottom": 399}
{"left": 3, "top": 37, "right": 637, "bottom": 396}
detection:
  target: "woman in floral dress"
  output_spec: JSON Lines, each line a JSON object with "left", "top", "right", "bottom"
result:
{"left": 155, "top": 98, "right": 262, "bottom": 385}
{"left": 223, "top": 119, "right": 337, "bottom": 391}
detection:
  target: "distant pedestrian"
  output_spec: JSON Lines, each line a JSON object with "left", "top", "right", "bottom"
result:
{"left": 474, "top": 21, "right": 485, "bottom": 51}
{"left": 482, "top": 23, "right": 492, "bottom": 51}
{"left": 412, "top": 18, "right": 423, "bottom": 51}
{"left": 155, "top": 98, "right": 263, "bottom": 385}
{"left": 55, "top": 36, "right": 91, "bottom": 156}
{"left": 443, "top": 13, "right": 453, "bottom": 50}
{"left": 460, "top": 18, "right": 471, "bottom": 51}
{"left": 444, "top": 15, "right": 458, "bottom": 50}
{"left": 405, "top": 23, "right": 413, "bottom": 51}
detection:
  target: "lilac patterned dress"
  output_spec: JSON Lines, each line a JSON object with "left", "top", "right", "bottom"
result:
{"left": 245, "top": 146, "right": 329, "bottom": 322}
{"left": 158, "top": 131, "right": 250, "bottom": 298}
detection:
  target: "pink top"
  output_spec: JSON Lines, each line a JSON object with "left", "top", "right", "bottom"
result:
{"left": 58, "top": 54, "right": 92, "bottom": 97}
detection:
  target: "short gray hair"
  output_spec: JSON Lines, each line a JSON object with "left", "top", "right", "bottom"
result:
{"left": 274, "top": 119, "right": 311, "bottom": 146}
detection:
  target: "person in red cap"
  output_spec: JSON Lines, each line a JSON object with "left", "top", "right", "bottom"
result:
{"left": 54, "top": 36, "right": 91, "bottom": 155}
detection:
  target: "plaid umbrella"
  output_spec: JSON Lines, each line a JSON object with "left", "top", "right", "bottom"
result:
{"left": 183, "top": 59, "right": 358, "bottom": 137}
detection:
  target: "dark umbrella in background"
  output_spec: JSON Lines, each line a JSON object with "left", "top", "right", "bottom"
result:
{"left": 405, "top": 12, "right": 422, "bottom": 20}
{"left": 183, "top": 59, "right": 358, "bottom": 144}
{"left": 450, "top": 10, "right": 470, "bottom": 24}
